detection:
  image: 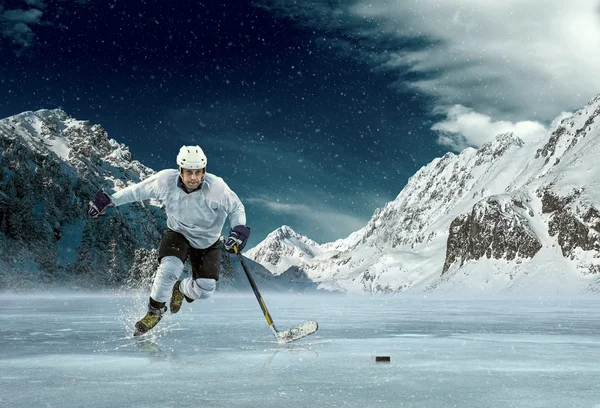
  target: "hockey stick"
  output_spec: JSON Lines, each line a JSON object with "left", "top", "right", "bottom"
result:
{"left": 233, "top": 245, "right": 318, "bottom": 343}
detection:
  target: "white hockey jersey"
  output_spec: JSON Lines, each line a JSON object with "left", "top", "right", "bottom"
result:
{"left": 110, "top": 169, "right": 246, "bottom": 249}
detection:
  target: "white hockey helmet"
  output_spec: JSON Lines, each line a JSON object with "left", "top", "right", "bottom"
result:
{"left": 177, "top": 145, "right": 207, "bottom": 170}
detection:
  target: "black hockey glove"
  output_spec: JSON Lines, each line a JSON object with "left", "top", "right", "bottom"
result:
{"left": 224, "top": 225, "right": 251, "bottom": 252}
{"left": 87, "top": 190, "right": 113, "bottom": 218}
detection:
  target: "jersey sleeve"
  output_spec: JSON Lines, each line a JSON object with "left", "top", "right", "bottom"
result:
{"left": 110, "top": 170, "right": 170, "bottom": 206}
{"left": 224, "top": 184, "right": 247, "bottom": 227}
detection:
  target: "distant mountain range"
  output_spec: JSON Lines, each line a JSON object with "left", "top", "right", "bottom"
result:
{"left": 3, "top": 95, "right": 600, "bottom": 294}
{"left": 246, "top": 95, "right": 600, "bottom": 294}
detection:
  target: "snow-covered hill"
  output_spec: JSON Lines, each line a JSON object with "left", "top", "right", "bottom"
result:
{"left": 246, "top": 95, "right": 600, "bottom": 294}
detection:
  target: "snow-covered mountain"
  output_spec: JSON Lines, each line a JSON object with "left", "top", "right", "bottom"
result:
{"left": 0, "top": 109, "right": 164, "bottom": 289}
{"left": 246, "top": 95, "right": 600, "bottom": 294}
{"left": 245, "top": 225, "right": 324, "bottom": 275}
{"left": 0, "top": 109, "right": 290, "bottom": 292}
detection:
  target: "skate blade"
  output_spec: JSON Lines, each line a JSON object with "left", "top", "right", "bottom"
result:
{"left": 133, "top": 323, "right": 150, "bottom": 337}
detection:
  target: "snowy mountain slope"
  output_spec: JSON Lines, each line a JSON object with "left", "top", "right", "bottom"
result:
{"left": 0, "top": 109, "right": 166, "bottom": 289}
{"left": 246, "top": 95, "right": 600, "bottom": 294}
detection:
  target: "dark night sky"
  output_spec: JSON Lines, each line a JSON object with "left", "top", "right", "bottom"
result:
{"left": 2, "top": 0, "right": 595, "bottom": 248}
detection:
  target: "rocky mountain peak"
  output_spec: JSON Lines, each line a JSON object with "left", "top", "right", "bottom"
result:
{"left": 245, "top": 225, "right": 323, "bottom": 275}
{"left": 1, "top": 109, "right": 155, "bottom": 186}
{"left": 536, "top": 95, "right": 600, "bottom": 166}
{"left": 258, "top": 225, "right": 320, "bottom": 249}
{"left": 475, "top": 132, "right": 524, "bottom": 163}
{"left": 269, "top": 225, "right": 298, "bottom": 240}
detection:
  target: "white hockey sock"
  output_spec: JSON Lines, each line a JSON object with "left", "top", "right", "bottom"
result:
{"left": 150, "top": 256, "right": 184, "bottom": 303}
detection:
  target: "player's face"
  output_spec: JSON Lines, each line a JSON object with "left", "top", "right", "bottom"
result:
{"left": 181, "top": 168, "right": 205, "bottom": 190}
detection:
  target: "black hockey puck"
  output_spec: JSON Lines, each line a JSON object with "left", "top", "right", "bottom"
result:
{"left": 375, "top": 356, "right": 391, "bottom": 363}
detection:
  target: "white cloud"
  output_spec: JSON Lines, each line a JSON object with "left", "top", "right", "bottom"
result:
{"left": 352, "top": 0, "right": 600, "bottom": 119}
{"left": 246, "top": 198, "right": 309, "bottom": 214}
{"left": 261, "top": 0, "right": 600, "bottom": 146}
{"left": 1, "top": 2, "right": 90, "bottom": 51}
{"left": 432, "top": 105, "right": 548, "bottom": 151}
{"left": 0, "top": 8, "right": 43, "bottom": 47}
{"left": 2, "top": 8, "right": 43, "bottom": 23}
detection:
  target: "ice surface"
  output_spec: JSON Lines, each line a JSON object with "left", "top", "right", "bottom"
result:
{"left": 1, "top": 293, "right": 600, "bottom": 408}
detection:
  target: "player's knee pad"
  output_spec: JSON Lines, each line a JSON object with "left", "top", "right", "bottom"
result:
{"left": 157, "top": 256, "right": 184, "bottom": 279}
{"left": 151, "top": 256, "right": 185, "bottom": 303}
{"left": 190, "top": 278, "right": 216, "bottom": 299}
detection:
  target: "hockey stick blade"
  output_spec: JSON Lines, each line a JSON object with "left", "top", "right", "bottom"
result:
{"left": 275, "top": 320, "right": 319, "bottom": 343}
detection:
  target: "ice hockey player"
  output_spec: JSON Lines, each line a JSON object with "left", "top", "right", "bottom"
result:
{"left": 87, "top": 145, "right": 251, "bottom": 336}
